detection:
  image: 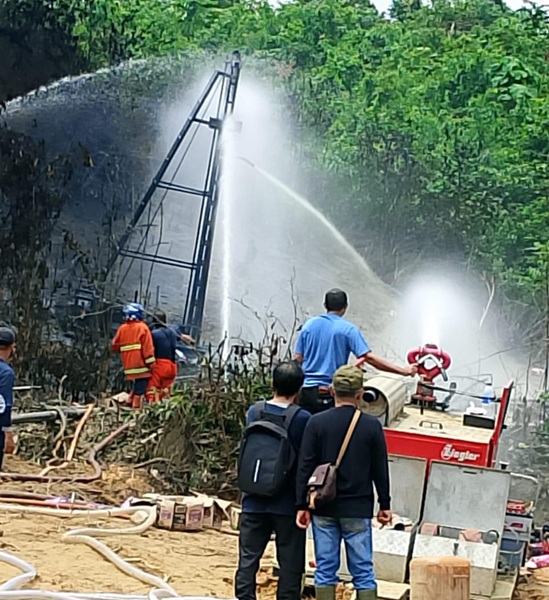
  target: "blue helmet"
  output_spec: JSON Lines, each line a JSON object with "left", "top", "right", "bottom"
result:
{"left": 123, "top": 303, "right": 144, "bottom": 321}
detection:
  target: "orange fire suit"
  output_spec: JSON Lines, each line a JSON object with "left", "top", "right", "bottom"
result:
{"left": 147, "top": 359, "right": 177, "bottom": 403}
{"left": 146, "top": 326, "right": 179, "bottom": 403}
{"left": 111, "top": 320, "right": 156, "bottom": 381}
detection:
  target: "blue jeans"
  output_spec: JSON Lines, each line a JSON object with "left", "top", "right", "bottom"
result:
{"left": 312, "top": 516, "right": 376, "bottom": 591}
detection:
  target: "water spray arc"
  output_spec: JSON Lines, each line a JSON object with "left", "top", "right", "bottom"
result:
{"left": 236, "top": 157, "right": 378, "bottom": 280}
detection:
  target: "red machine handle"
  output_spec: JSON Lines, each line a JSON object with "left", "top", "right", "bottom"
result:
{"left": 407, "top": 345, "right": 451, "bottom": 382}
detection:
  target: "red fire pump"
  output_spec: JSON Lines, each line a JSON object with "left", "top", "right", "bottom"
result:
{"left": 407, "top": 343, "right": 452, "bottom": 405}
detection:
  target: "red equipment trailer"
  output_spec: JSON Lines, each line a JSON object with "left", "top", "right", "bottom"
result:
{"left": 384, "top": 382, "right": 513, "bottom": 470}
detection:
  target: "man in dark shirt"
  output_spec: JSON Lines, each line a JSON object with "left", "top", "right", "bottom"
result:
{"left": 147, "top": 310, "right": 194, "bottom": 403}
{"left": 235, "top": 361, "right": 311, "bottom": 600}
{"left": 0, "top": 327, "right": 16, "bottom": 470}
{"left": 296, "top": 365, "right": 391, "bottom": 600}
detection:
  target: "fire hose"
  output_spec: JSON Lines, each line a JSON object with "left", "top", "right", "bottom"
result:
{"left": 0, "top": 503, "right": 229, "bottom": 600}
{"left": 0, "top": 426, "right": 230, "bottom": 600}
{"left": 0, "top": 504, "right": 174, "bottom": 594}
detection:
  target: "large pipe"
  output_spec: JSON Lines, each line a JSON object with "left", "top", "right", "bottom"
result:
{"left": 361, "top": 375, "right": 408, "bottom": 426}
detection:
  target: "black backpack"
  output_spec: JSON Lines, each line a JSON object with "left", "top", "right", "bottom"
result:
{"left": 237, "top": 401, "right": 300, "bottom": 497}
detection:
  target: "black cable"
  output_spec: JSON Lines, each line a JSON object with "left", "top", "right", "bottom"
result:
{"left": 421, "top": 382, "right": 495, "bottom": 401}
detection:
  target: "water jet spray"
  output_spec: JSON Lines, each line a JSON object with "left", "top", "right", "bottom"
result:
{"left": 235, "top": 155, "right": 378, "bottom": 280}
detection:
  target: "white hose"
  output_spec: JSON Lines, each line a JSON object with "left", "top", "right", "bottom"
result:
{"left": 0, "top": 590, "right": 227, "bottom": 600}
{"left": 0, "top": 591, "right": 82, "bottom": 600}
{"left": 0, "top": 504, "right": 177, "bottom": 596}
{"left": 0, "top": 552, "right": 37, "bottom": 591}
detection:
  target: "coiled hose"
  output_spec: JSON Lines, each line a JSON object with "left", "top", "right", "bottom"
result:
{"left": 0, "top": 503, "right": 232, "bottom": 600}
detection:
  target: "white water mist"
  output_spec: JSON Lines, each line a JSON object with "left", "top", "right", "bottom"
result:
{"left": 207, "top": 75, "right": 396, "bottom": 347}
{"left": 220, "top": 116, "right": 238, "bottom": 345}
{"left": 386, "top": 271, "right": 525, "bottom": 391}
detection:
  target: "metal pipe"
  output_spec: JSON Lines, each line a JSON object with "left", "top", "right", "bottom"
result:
{"left": 104, "top": 70, "right": 225, "bottom": 276}
{"left": 12, "top": 407, "right": 90, "bottom": 425}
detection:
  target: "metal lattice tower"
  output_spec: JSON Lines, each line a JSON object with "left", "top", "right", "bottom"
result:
{"left": 105, "top": 52, "right": 241, "bottom": 342}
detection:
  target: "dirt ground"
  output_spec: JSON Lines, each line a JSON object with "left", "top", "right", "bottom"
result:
{"left": 0, "top": 455, "right": 260, "bottom": 597}
{"left": 3, "top": 456, "right": 538, "bottom": 600}
{"left": 0, "top": 456, "right": 162, "bottom": 504}
{"left": 0, "top": 506, "right": 274, "bottom": 597}
{"left": 2, "top": 498, "right": 539, "bottom": 600}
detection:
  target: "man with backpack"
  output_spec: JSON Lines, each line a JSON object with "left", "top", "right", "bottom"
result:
{"left": 295, "top": 365, "right": 391, "bottom": 600}
{"left": 236, "top": 361, "right": 311, "bottom": 600}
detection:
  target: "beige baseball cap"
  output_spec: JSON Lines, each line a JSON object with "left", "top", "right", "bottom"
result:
{"left": 332, "top": 365, "right": 364, "bottom": 393}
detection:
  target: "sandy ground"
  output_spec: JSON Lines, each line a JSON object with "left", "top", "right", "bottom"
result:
{"left": 0, "top": 508, "right": 276, "bottom": 597}
{"left": 0, "top": 455, "right": 269, "bottom": 597}
{"left": 2, "top": 454, "right": 535, "bottom": 600}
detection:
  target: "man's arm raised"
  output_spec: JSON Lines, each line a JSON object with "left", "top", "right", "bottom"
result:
{"left": 359, "top": 351, "right": 417, "bottom": 377}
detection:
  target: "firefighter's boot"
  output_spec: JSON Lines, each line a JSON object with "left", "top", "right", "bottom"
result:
{"left": 315, "top": 587, "right": 336, "bottom": 600}
{"left": 357, "top": 590, "right": 378, "bottom": 600}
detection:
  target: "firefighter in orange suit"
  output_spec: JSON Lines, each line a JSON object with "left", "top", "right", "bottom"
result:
{"left": 112, "top": 303, "right": 155, "bottom": 409}
{"left": 146, "top": 309, "right": 195, "bottom": 403}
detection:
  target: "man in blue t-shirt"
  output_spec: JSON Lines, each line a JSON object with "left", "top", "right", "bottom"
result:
{"left": 0, "top": 326, "right": 16, "bottom": 470}
{"left": 235, "top": 361, "right": 311, "bottom": 600}
{"left": 295, "top": 288, "right": 416, "bottom": 414}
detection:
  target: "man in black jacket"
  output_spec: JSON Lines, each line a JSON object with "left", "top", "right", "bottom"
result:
{"left": 295, "top": 365, "right": 391, "bottom": 600}
{"left": 236, "top": 361, "right": 311, "bottom": 600}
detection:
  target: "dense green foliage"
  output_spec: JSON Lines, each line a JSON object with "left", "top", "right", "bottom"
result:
{"left": 4, "top": 0, "right": 549, "bottom": 339}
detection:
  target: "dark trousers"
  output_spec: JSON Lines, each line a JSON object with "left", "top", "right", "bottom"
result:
{"left": 0, "top": 431, "right": 4, "bottom": 470}
{"left": 235, "top": 512, "right": 305, "bottom": 600}
{"left": 299, "top": 386, "right": 334, "bottom": 415}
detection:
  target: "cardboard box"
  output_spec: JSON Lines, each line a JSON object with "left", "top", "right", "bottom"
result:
{"left": 156, "top": 498, "right": 204, "bottom": 532}
{"left": 188, "top": 491, "right": 233, "bottom": 530}
{"left": 230, "top": 506, "right": 242, "bottom": 531}
{"left": 176, "top": 500, "right": 204, "bottom": 532}
{"left": 157, "top": 499, "right": 177, "bottom": 529}
{"left": 202, "top": 498, "right": 224, "bottom": 530}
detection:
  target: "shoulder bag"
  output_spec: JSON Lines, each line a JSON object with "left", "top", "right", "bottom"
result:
{"left": 306, "top": 409, "right": 361, "bottom": 510}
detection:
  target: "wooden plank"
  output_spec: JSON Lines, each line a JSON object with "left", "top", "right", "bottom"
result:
{"left": 378, "top": 581, "right": 410, "bottom": 600}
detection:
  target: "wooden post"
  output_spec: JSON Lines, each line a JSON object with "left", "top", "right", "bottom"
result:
{"left": 410, "top": 557, "right": 470, "bottom": 600}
